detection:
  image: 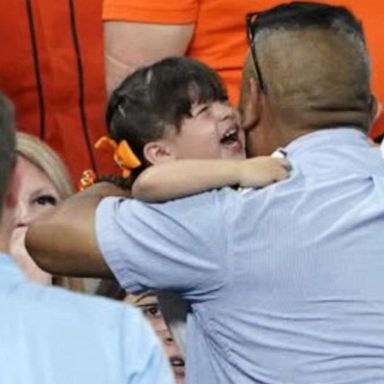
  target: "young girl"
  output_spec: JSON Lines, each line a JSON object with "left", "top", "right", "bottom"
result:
{"left": 104, "top": 56, "right": 289, "bottom": 195}
{"left": 99, "top": 56, "right": 290, "bottom": 358}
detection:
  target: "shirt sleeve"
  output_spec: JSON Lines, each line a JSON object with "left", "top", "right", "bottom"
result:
{"left": 95, "top": 191, "right": 228, "bottom": 300}
{"left": 102, "top": 0, "right": 199, "bottom": 24}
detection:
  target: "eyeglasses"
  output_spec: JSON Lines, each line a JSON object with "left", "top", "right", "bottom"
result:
{"left": 246, "top": 12, "right": 267, "bottom": 93}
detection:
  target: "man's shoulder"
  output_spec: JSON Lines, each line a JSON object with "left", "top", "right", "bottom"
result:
{"left": 100, "top": 187, "right": 242, "bottom": 215}
{"left": 1, "top": 283, "right": 169, "bottom": 383}
{"left": 0, "top": 269, "right": 159, "bottom": 381}
{"left": 33, "top": 280, "right": 142, "bottom": 323}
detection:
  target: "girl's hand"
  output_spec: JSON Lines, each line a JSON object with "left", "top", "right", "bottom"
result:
{"left": 238, "top": 157, "right": 291, "bottom": 188}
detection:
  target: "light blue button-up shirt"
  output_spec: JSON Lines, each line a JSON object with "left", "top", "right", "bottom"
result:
{"left": 0, "top": 255, "right": 174, "bottom": 384}
{"left": 97, "top": 128, "right": 384, "bottom": 384}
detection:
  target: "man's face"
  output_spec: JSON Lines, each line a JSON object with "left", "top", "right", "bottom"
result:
{"left": 239, "top": 77, "right": 271, "bottom": 156}
{"left": 245, "top": 119, "right": 274, "bottom": 157}
{"left": 166, "top": 100, "right": 246, "bottom": 160}
{"left": 239, "top": 55, "right": 276, "bottom": 157}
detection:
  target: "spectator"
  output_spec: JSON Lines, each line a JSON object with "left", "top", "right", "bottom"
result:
{"left": 0, "top": 0, "right": 115, "bottom": 181}
{"left": 103, "top": 0, "right": 262, "bottom": 104}
{"left": 126, "top": 292, "right": 185, "bottom": 384}
{"left": 0, "top": 94, "right": 174, "bottom": 384}
{"left": 10, "top": 132, "right": 84, "bottom": 290}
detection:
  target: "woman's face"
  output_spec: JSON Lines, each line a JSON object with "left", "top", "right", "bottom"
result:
{"left": 10, "top": 155, "right": 61, "bottom": 285}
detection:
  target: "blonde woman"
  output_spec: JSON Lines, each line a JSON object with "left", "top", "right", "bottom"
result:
{"left": 10, "top": 132, "right": 83, "bottom": 291}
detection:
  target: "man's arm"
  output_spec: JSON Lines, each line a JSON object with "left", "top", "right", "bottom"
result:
{"left": 27, "top": 176, "right": 228, "bottom": 295}
{"left": 25, "top": 183, "right": 128, "bottom": 278}
{"left": 104, "top": 22, "right": 194, "bottom": 95}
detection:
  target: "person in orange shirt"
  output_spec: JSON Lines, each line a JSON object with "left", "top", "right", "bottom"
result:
{"left": 103, "top": 0, "right": 384, "bottom": 140}
{"left": 103, "top": 0, "right": 262, "bottom": 106}
{"left": 0, "top": 0, "right": 116, "bottom": 182}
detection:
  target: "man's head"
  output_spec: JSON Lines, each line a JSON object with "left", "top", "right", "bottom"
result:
{"left": 107, "top": 57, "right": 245, "bottom": 172}
{"left": 240, "top": 2, "right": 374, "bottom": 156}
{"left": 0, "top": 94, "right": 16, "bottom": 218}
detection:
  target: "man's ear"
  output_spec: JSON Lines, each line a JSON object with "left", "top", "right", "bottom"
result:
{"left": 143, "top": 140, "right": 176, "bottom": 165}
{"left": 240, "top": 77, "right": 263, "bottom": 132}
{"left": 370, "top": 94, "right": 382, "bottom": 123}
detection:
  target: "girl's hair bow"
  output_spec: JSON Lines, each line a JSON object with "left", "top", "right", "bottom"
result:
{"left": 94, "top": 136, "right": 141, "bottom": 178}
{"left": 78, "top": 137, "right": 141, "bottom": 191}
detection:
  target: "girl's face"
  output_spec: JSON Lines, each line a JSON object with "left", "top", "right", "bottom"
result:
{"left": 126, "top": 293, "right": 185, "bottom": 383}
{"left": 167, "top": 100, "right": 246, "bottom": 160}
{"left": 10, "top": 155, "right": 61, "bottom": 285}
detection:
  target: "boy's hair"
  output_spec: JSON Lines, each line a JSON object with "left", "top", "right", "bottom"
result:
{"left": 106, "top": 57, "right": 228, "bottom": 166}
{"left": 0, "top": 94, "right": 16, "bottom": 214}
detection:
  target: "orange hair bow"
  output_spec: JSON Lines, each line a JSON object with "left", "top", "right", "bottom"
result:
{"left": 78, "top": 137, "right": 141, "bottom": 191}
{"left": 95, "top": 136, "right": 141, "bottom": 178}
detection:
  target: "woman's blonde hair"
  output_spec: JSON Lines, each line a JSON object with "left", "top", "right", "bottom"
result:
{"left": 16, "top": 132, "right": 84, "bottom": 292}
{"left": 16, "top": 132, "right": 74, "bottom": 198}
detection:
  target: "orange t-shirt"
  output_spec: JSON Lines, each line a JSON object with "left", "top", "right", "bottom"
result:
{"left": 103, "top": 0, "right": 261, "bottom": 107}
{"left": 103, "top": 0, "right": 384, "bottom": 139}
{"left": 0, "top": 0, "right": 116, "bottom": 182}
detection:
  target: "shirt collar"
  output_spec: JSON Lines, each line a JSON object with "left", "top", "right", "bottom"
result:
{"left": 282, "top": 128, "right": 367, "bottom": 158}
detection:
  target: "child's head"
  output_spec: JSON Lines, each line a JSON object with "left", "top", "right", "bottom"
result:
{"left": 106, "top": 57, "right": 245, "bottom": 170}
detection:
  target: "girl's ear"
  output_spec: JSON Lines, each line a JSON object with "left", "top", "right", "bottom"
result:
{"left": 143, "top": 140, "right": 176, "bottom": 165}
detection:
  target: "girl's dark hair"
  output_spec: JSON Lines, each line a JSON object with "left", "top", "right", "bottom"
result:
{"left": 106, "top": 57, "right": 228, "bottom": 167}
